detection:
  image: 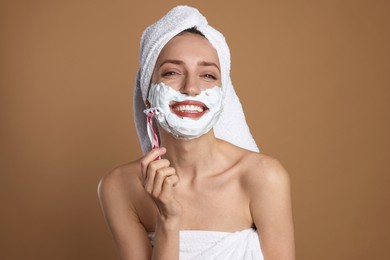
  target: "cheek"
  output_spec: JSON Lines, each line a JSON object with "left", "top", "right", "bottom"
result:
{"left": 154, "top": 78, "right": 183, "bottom": 91}
{"left": 164, "top": 80, "right": 183, "bottom": 91}
{"left": 150, "top": 71, "right": 159, "bottom": 84}
{"left": 207, "top": 80, "right": 221, "bottom": 88}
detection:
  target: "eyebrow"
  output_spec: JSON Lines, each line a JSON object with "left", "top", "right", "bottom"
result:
{"left": 158, "top": 59, "right": 220, "bottom": 72}
{"left": 159, "top": 59, "right": 184, "bottom": 67}
{"left": 199, "top": 61, "right": 220, "bottom": 72}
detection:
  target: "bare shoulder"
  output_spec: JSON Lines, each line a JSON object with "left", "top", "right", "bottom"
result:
{"left": 98, "top": 160, "right": 140, "bottom": 192}
{"left": 240, "top": 152, "right": 291, "bottom": 194}
{"left": 240, "top": 153, "right": 295, "bottom": 258}
{"left": 97, "top": 159, "right": 144, "bottom": 214}
{"left": 97, "top": 160, "right": 154, "bottom": 259}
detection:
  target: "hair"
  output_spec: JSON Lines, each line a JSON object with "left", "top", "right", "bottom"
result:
{"left": 178, "top": 27, "right": 205, "bottom": 37}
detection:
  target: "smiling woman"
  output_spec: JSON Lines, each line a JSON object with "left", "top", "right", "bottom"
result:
{"left": 97, "top": 5, "right": 295, "bottom": 260}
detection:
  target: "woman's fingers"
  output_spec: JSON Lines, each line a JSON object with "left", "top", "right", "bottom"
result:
{"left": 160, "top": 174, "right": 180, "bottom": 199}
{"left": 139, "top": 147, "right": 181, "bottom": 218}
{"left": 156, "top": 174, "right": 181, "bottom": 218}
{"left": 144, "top": 159, "right": 170, "bottom": 193}
{"left": 140, "top": 147, "right": 166, "bottom": 177}
{"left": 151, "top": 167, "right": 176, "bottom": 198}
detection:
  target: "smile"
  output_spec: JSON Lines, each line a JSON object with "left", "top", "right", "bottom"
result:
{"left": 173, "top": 104, "right": 204, "bottom": 113}
{"left": 170, "top": 101, "right": 208, "bottom": 118}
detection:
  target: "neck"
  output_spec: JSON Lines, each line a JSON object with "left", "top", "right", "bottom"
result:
{"left": 159, "top": 130, "right": 218, "bottom": 180}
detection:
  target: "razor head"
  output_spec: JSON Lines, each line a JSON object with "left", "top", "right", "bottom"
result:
{"left": 143, "top": 107, "right": 161, "bottom": 116}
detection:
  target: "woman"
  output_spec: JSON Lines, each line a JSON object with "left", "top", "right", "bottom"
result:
{"left": 98, "top": 6, "right": 295, "bottom": 260}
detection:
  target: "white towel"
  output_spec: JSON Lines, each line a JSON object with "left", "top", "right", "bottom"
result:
{"left": 148, "top": 228, "right": 264, "bottom": 260}
{"left": 134, "top": 5, "right": 260, "bottom": 154}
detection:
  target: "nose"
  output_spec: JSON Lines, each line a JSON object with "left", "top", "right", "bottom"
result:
{"left": 179, "top": 74, "right": 201, "bottom": 96}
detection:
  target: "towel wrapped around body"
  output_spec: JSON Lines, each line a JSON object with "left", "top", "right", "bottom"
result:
{"left": 148, "top": 228, "right": 264, "bottom": 260}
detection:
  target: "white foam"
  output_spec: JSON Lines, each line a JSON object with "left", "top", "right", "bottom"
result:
{"left": 148, "top": 82, "right": 223, "bottom": 139}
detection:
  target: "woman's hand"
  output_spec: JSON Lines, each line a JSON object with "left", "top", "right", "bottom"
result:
{"left": 140, "top": 147, "right": 182, "bottom": 222}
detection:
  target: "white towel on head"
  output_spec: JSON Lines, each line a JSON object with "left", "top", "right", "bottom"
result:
{"left": 134, "top": 5, "right": 259, "bottom": 154}
{"left": 148, "top": 228, "right": 264, "bottom": 259}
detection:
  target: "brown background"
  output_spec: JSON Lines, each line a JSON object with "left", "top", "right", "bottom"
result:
{"left": 1, "top": 0, "right": 389, "bottom": 259}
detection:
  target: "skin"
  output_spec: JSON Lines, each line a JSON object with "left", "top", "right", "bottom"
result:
{"left": 98, "top": 33, "right": 295, "bottom": 260}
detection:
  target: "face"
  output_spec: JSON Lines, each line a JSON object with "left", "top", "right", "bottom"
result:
{"left": 146, "top": 33, "right": 224, "bottom": 140}
{"left": 151, "top": 32, "right": 222, "bottom": 94}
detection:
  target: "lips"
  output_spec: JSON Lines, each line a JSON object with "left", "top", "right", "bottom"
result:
{"left": 170, "top": 100, "right": 208, "bottom": 119}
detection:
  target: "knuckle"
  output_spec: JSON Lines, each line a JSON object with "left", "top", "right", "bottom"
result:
{"left": 140, "top": 159, "right": 147, "bottom": 169}
{"left": 161, "top": 159, "right": 170, "bottom": 166}
{"left": 169, "top": 166, "right": 174, "bottom": 172}
{"left": 164, "top": 177, "right": 173, "bottom": 185}
{"left": 156, "top": 168, "right": 166, "bottom": 176}
{"left": 148, "top": 164, "right": 157, "bottom": 173}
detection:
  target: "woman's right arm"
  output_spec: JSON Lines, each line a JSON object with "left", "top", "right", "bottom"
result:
{"left": 98, "top": 166, "right": 153, "bottom": 259}
{"left": 98, "top": 148, "right": 181, "bottom": 260}
{"left": 141, "top": 148, "right": 181, "bottom": 260}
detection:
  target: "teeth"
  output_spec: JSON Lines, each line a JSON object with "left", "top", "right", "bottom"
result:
{"left": 174, "top": 105, "right": 204, "bottom": 113}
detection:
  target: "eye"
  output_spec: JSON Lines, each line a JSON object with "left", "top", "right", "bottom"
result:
{"left": 162, "top": 71, "right": 182, "bottom": 78}
{"left": 163, "top": 71, "right": 177, "bottom": 76}
{"left": 202, "top": 73, "right": 217, "bottom": 80}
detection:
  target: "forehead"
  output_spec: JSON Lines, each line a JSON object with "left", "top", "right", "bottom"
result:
{"left": 156, "top": 33, "right": 220, "bottom": 66}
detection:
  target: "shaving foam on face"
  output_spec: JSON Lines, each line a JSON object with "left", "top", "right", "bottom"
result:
{"left": 147, "top": 82, "right": 223, "bottom": 140}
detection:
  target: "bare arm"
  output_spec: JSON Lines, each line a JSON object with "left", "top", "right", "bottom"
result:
{"left": 98, "top": 169, "right": 152, "bottom": 259}
{"left": 140, "top": 148, "right": 181, "bottom": 260}
{"left": 249, "top": 156, "right": 296, "bottom": 260}
{"left": 97, "top": 148, "right": 181, "bottom": 260}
